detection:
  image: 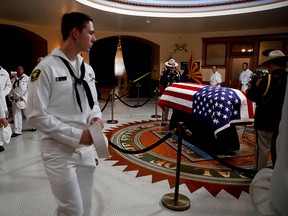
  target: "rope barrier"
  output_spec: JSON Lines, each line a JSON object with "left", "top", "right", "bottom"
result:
{"left": 114, "top": 93, "right": 153, "bottom": 108}
{"left": 108, "top": 128, "right": 176, "bottom": 154}
{"left": 100, "top": 93, "right": 111, "bottom": 112}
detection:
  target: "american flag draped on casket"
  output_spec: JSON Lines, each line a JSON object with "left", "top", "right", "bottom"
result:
{"left": 158, "top": 83, "right": 254, "bottom": 135}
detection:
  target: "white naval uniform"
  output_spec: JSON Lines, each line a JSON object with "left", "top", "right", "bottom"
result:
{"left": 239, "top": 69, "right": 253, "bottom": 92}
{"left": 0, "top": 88, "right": 5, "bottom": 119}
{"left": 0, "top": 66, "right": 12, "bottom": 107}
{"left": 210, "top": 71, "right": 222, "bottom": 86}
{"left": 9, "top": 74, "right": 29, "bottom": 134}
{"left": 0, "top": 67, "right": 12, "bottom": 145}
{"left": 26, "top": 48, "right": 102, "bottom": 216}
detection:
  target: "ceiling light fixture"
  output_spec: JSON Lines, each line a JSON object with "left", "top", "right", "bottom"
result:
{"left": 114, "top": 37, "right": 126, "bottom": 77}
{"left": 76, "top": 0, "right": 288, "bottom": 18}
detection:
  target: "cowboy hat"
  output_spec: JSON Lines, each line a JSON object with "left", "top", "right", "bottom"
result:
{"left": 262, "top": 49, "right": 277, "bottom": 57}
{"left": 0, "top": 124, "right": 12, "bottom": 144}
{"left": 261, "top": 50, "right": 288, "bottom": 66}
{"left": 165, "top": 59, "right": 178, "bottom": 67}
{"left": 16, "top": 100, "right": 26, "bottom": 109}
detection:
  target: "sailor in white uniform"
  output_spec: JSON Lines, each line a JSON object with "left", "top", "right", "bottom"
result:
{"left": 0, "top": 66, "right": 11, "bottom": 149}
{"left": 239, "top": 62, "right": 253, "bottom": 92}
{"left": 9, "top": 66, "right": 29, "bottom": 137}
{"left": 26, "top": 12, "right": 109, "bottom": 216}
{"left": 0, "top": 87, "right": 9, "bottom": 151}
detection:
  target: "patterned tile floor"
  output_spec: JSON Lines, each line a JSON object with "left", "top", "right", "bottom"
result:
{"left": 0, "top": 92, "right": 260, "bottom": 215}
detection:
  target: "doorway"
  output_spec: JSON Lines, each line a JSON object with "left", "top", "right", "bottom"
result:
{"left": 90, "top": 36, "right": 159, "bottom": 98}
{"left": 228, "top": 56, "right": 252, "bottom": 89}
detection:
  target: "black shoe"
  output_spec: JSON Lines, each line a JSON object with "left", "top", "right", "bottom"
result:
{"left": 11, "top": 133, "right": 21, "bottom": 138}
{"left": 0, "top": 146, "right": 5, "bottom": 152}
{"left": 31, "top": 128, "right": 37, "bottom": 132}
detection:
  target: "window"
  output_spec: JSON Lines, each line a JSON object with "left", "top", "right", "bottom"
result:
{"left": 231, "top": 44, "right": 254, "bottom": 53}
{"left": 258, "top": 40, "right": 284, "bottom": 65}
{"left": 206, "top": 43, "right": 226, "bottom": 66}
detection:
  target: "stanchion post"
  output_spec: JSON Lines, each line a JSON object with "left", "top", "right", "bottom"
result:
{"left": 107, "top": 89, "right": 118, "bottom": 124}
{"left": 136, "top": 83, "right": 141, "bottom": 106}
{"left": 162, "top": 122, "right": 190, "bottom": 211}
{"left": 151, "top": 87, "right": 161, "bottom": 118}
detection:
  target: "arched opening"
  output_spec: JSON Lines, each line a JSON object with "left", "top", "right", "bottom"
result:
{"left": 0, "top": 24, "right": 48, "bottom": 75}
{"left": 89, "top": 36, "right": 159, "bottom": 98}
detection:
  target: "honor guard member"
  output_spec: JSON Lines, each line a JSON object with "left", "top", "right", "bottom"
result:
{"left": 160, "top": 59, "right": 181, "bottom": 125}
{"left": 246, "top": 50, "right": 288, "bottom": 171}
{"left": 0, "top": 87, "right": 9, "bottom": 152}
{"left": 0, "top": 66, "right": 12, "bottom": 149}
{"left": 26, "top": 12, "right": 108, "bottom": 216}
{"left": 239, "top": 62, "right": 253, "bottom": 92}
{"left": 210, "top": 65, "right": 222, "bottom": 86}
{"left": 9, "top": 66, "right": 29, "bottom": 137}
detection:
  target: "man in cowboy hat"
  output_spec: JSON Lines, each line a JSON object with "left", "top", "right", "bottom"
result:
{"left": 160, "top": 58, "right": 181, "bottom": 125}
{"left": 246, "top": 50, "right": 288, "bottom": 171}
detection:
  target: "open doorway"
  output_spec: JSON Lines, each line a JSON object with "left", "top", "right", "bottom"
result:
{"left": 89, "top": 36, "right": 159, "bottom": 98}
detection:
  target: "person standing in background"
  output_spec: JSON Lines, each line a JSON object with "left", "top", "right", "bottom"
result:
{"left": 160, "top": 58, "right": 181, "bottom": 125}
{"left": 28, "top": 57, "right": 44, "bottom": 132}
{"left": 9, "top": 65, "right": 29, "bottom": 137}
{"left": 26, "top": 12, "right": 107, "bottom": 216}
{"left": 0, "top": 87, "right": 9, "bottom": 152}
{"left": 239, "top": 62, "right": 253, "bottom": 92}
{"left": 0, "top": 66, "right": 12, "bottom": 151}
{"left": 210, "top": 65, "right": 222, "bottom": 86}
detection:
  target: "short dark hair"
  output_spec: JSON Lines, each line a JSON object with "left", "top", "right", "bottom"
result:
{"left": 243, "top": 62, "right": 248, "bottom": 66}
{"left": 61, "top": 12, "right": 93, "bottom": 41}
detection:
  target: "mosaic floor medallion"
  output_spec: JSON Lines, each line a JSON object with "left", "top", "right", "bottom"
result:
{"left": 105, "top": 120, "right": 261, "bottom": 198}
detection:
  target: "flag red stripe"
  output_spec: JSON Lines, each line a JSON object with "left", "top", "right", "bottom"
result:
{"left": 158, "top": 83, "right": 254, "bottom": 125}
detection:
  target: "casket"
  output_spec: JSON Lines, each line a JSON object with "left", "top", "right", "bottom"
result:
{"left": 158, "top": 83, "right": 254, "bottom": 154}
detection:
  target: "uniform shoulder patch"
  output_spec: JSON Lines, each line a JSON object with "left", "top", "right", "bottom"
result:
{"left": 30, "top": 69, "right": 41, "bottom": 82}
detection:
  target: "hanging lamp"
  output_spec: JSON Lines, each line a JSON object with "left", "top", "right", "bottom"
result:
{"left": 114, "top": 36, "right": 126, "bottom": 77}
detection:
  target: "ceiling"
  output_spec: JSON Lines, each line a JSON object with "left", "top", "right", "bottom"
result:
{"left": 0, "top": 0, "right": 288, "bottom": 34}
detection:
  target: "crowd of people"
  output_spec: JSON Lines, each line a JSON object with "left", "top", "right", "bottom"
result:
{"left": 0, "top": 63, "right": 39, "bottom": 152}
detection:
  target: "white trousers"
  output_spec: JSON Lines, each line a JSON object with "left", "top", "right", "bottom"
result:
{"left": 41, "top": 146, "right": 96, "bottom": 216}
{"left": 11, "top": 101, "right": 24, "bottom": 134}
